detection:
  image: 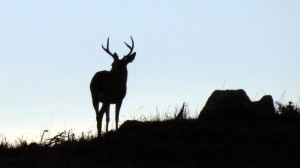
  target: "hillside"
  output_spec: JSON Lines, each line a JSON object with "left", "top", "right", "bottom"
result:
{"left": 0, "top": 114, "right": 299, "bottom": 167}
{"left": 1, "top": 89, "right": 299, "bottom": 167}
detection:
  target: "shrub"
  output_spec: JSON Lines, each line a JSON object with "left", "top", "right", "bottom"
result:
{"left": 276, "top": 101, "right": 300, "bottom": 121}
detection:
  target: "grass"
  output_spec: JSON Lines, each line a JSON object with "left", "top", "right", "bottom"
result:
{"left": 0, "top": 102, "right": 299, "bottom": 167}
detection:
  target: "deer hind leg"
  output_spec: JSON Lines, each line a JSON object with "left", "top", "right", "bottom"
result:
{"left": 115, "top": 101, "right": 123, "bottom": 130}
{"left": 97, "top": 103, "right": 109, "bottom": 137}
{"left": 105, "top": 104, "right": 110, "bottom": 133}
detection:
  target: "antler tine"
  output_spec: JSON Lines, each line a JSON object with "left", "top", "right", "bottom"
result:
{"left": 102, "top": 37, "right": 115, "bottom": 57}
{"left": 124, "top": 36, "right": 134, "bottom": 56}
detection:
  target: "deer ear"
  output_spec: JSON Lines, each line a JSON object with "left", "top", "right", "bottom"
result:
{"left": 124, "top": 52, "right": 136, "bottom": 63}
{"left": 113, "top": 53, "right": 119, "bottom": 60}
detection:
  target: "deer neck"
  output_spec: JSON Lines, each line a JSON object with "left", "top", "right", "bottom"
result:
{"left": 111, "top": 68, "right": 128, "bottom": 85}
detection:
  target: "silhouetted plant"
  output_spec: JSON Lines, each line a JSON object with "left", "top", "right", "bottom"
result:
{"left": 78, "top": 130, "right": 95, "bottom": 141}
{"left": 276, "top": 101, "right": 300, "bottom": 121}
{"left": 14, "top": 136, "right": 28, "bottom": 148}
{"left": 175, "top": 103, "right": 187, "bottom": 120}
{"left": 146, "top": 103, "right": 191, "bottom": 121}
{"left": 39, "top": 129, "right": 49, "bottom": 144}
{"left": 43, "top": 130, "right": 76, "bottom": 146}
{"left": 0, "top": 137, "right": 10, "bottom": 149}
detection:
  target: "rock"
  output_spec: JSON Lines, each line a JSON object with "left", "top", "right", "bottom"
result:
{"left": 198, "top": 89, "right": 275, "bottom": 120}
{"left": 251, "top": 95, "right": 275, "bottom": 118}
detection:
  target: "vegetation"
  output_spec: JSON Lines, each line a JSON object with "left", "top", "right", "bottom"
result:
{"left": 0, "top": 102, "right": 299, "bottom": 167}
{"left": 276, "top": 101, "right": 300, "bottom": 120}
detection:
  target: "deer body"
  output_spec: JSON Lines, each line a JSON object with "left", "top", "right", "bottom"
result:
{"left": 91, "top": 70, "right": 127, "bottom": 103}
{"left": 90, "top": 37, "right": 136, "bottom": 137}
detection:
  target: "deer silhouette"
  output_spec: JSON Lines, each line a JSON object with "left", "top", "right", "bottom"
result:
{"left": 90, "top": 36, "right": 136, "bottom": 136}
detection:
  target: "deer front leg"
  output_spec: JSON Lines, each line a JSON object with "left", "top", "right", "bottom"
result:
{"left": 115, "top": 101, "right": 122, "bottom": 130}
{"left": 92, "top": 99, "right": 102, "bottom": 136}
{"left": 97, "top": 103, "right": 109, "bottom": 137}
{"left": 92, "top": 100, "right": 99, "bottom": 116}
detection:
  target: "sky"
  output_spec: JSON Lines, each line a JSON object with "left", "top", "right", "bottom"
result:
{"left": 0, "top": 1, "right": 299, "bottom": 142}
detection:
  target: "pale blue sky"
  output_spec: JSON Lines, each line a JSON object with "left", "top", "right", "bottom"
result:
{"left": 0, "top": 1, "right": 299, "bottom": 141}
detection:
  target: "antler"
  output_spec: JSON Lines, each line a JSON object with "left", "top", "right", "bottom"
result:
{"left": 124, "top": 36, "right": 134, "bottom": 56}
{"left": 102, "top": 37, "right": 118, "bottom": 60}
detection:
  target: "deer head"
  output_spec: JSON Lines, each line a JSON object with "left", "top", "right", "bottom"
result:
{"left": 102, "top": 36, "right": 136, "bottom": 72}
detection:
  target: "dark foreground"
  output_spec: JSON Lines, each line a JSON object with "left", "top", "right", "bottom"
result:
{"left": 0, "top": 116, "right": 299, "bottom": 167}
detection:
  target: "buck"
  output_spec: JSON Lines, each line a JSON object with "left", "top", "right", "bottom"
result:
{"left": 90, "top": 36, "right": 136, "bottom": 136}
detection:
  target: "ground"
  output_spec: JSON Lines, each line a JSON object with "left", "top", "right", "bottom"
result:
{"left": 0, "top": 114, "right": 299, "bottom": 167}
